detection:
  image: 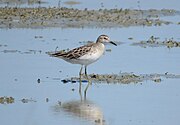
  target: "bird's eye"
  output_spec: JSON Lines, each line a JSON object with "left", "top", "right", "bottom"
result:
{"left": 104, "top": 37, "right": 108, "bottom": 40}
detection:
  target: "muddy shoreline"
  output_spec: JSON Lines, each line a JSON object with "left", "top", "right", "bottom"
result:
{"left": 0, "top": 7, "right": 179, "bottom": 28}
{"left": 60, "top": 72, "right": 180, "bottom": 84}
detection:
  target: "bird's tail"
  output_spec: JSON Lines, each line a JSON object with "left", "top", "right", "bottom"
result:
{"left": 46, "top": 50, "right": 66, "bottom": 57}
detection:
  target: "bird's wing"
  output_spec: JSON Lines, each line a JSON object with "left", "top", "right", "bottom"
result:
{"left": 49, "top": 43, "right": 93, "bottom": 59}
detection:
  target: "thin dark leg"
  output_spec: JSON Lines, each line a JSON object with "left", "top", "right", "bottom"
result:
{"left": 85, "top": 66, "right": 92, "bottom": 85}
{"left": 85, "top": 66, "right": 92, "bottom": 84}
{"left": 84, "top": 66, "right": 91, "bottom": 98}
{"left": 85, "top": 65, "right": 87, "bottom": 76}
{"left": 79, "top": 65, "right": 83, "bottom": 94}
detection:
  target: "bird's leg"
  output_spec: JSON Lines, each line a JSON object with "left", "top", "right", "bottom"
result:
{"left": 85, "top": 65, "right": 88, "bottom": 78}
{"left": 84, "top": 66, "right": 91, "bottom": 97}
{"left": 85, "top": 66, "right": 92, "bottom": 84}
{"left": 79, "top": 65, "right": 83, "bottom": 94}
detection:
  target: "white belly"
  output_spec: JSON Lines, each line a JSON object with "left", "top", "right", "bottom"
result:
{"left": 78, "top": 52, "right": 102, "bottom": 65}
{"left": 77, "top": 44, "right": 105, "bottom": 66}
{"left": 62, "top": 43, "right": 105, "bottom": 66}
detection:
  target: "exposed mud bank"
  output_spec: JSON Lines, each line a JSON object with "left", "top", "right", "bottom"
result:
{"left": 61, "top": 72, "right": 180, "bottom": 84}
{"left": 0, "top": 7, "right": 179, "bottom": 28}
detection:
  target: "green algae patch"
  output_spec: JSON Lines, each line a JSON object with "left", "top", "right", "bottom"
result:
{"left": 0, "top": 96, "right": 15, "bottom": 104}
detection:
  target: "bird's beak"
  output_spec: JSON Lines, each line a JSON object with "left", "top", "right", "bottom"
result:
{"left": 109, "top": 41, "right": 117, "bottom": 46}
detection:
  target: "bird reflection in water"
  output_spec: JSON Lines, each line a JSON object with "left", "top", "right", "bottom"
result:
{"left": 53, "top": 92, "right": 106, "bottom": 125}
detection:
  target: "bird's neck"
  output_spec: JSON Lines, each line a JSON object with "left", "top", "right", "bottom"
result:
{"left": 96, "top": 42, "right": 105, "bottom": 50}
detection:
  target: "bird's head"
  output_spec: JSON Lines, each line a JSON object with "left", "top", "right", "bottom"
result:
{"left": 96, "top": 35, "right": 117, "bottom": 46}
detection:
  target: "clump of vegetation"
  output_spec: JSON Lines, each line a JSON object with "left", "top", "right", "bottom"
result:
{"left": 0, "top": 96, "right": 14, "bottom": 104}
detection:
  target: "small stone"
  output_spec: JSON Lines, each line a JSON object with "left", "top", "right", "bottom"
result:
{"left": 95, "top": 119, "right": 101, "bottom": 123}
{"left": 106, "top": 49, "right": 112, "bottom": 52}
{"left": 153, "top": 77, "right": 161, "bottom": 82}
{"left": 128, "top": 37, "right": 133, "bottom": 40}
{"left": 61, "top": 79, "right": 69, "bottom": 83}
{"left": 37, "top": 78, "right": 41, "bottom": 83}
{"left": 71, "top": 80, "right": 76, "bottom": 83}
{"left": 21, "top": 98, "right": 28, "bottom": 103}
{"left": 46, "top": 98, "right": 49, "bottom": 102}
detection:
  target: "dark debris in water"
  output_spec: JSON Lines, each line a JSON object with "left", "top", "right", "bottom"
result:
{"left": 21, "top": 98, "right": 37, "bottom": 103}
{"left": 61, "top": 72, "right": 180, "bottom": 84}
{"left": 0, "top": 44, "right": 8, "bottom": 47}
{"left": 131, "top": 36, "right": 180, "bottom": 48}
{"left": 37, "top": 78, "right": 41, "bottom": 83}
{"left": 0, "top": 96, "right": 37, "bottom": 104}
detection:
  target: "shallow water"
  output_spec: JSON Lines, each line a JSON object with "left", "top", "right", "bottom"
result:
{"left": 1, "top": 24, "right": 180, "bottom": 125}
{"left": 1, "top": 1, "right": 180, "bottom": 125}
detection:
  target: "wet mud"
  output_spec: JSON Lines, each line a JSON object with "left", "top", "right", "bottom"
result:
{"left": 0, "top": 7, "right": 179, "bottom": 28}
{"left": 61, "top": 72, "right": 180, "bottom": 84}
{"left": 132, "top": 36, "right": 180, "bottom": 48}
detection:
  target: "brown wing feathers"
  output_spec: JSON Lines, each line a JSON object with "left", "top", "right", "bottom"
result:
{"left": 50, "top": 44, "right": 92, "bottom": 59}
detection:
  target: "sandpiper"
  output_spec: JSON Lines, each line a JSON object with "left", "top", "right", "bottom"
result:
{"left": 48, "top": 35, "right": 117, "bottom": 94}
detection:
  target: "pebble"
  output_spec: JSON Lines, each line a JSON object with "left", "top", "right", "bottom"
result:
{"left": 37, "top": 78, "right": 41, "bottom": 83}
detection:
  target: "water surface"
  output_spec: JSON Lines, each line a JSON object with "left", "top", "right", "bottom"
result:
{"left": 0, "top": 1, "right": 180, "bottom": 125}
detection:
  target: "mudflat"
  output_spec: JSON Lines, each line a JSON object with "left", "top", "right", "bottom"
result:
{"left": 0, "top": 7, "right": 178, "bottom": 28}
